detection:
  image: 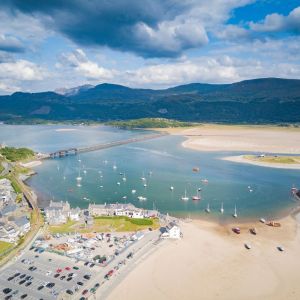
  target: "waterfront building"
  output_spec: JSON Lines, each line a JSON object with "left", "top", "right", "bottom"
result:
{"left": 160, "top": 222, "right": 181, "bottom": 239}
{"left": 45, "top": 200, "right": 81, "bottom": 225}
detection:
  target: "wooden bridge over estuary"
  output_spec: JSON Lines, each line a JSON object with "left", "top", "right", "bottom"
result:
{"left": 48, "top": 132, "right": 167, "bottom": 158}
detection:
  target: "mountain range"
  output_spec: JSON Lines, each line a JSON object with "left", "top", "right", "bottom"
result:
{"left": 0, "top": 78, "right": 299, "bottom": 124}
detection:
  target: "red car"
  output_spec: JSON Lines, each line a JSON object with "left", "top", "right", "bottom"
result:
{"left": 56, "top": 269, "right": 62, "bottom": 273}
{"left": 65, "top": 267, "right": 71, "bottom": 271}
{"left": 82, "top": 289, "right": 88, "bottom": 295}
{"left": 232, "top": 227, "right": 241, "bottom": 234}
{"left": 108, "top": 270, "right": 114, "bottom": 276}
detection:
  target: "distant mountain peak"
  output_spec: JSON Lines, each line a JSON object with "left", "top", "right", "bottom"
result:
{"left": 55, "top": 84, "right": 94, "bottom": 96}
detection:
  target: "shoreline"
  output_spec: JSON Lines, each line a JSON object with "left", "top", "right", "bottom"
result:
{"left": 107, "top": 210, "right": 300, "bottom": 300}
{"left": 222, "top": 155, "right": 300, "bottom": 170}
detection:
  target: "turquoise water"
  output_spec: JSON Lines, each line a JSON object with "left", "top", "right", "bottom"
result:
{"left": 1, "top": 125, "right": 299, "bottom": 221}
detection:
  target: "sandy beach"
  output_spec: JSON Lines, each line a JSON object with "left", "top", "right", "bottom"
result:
{"left": 222, "top": 155, "right": 300, "bottom": 169}
{"left": 20, "top": 160, "right": 42, "bottom": 168}
{"left": 163, "top": 124, "right": 300, "bottom": 154}
{"left": 55, "top": 128, "right": 77, "bottom": 132}
{"left": 108, "top": 215, "right": 300, "bottom": 300}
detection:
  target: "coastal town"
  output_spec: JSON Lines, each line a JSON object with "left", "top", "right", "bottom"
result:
{"left": 0, "top": 143, "right": 182, "bottom": 299}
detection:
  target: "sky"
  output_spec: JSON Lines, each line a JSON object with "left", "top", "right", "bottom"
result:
{"left": 0, "top": 0, "right": 300, "bottom": 94}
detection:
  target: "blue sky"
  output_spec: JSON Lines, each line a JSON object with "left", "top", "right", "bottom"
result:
{"left": 0, "top": 0, "right": 299, "bottom": 94}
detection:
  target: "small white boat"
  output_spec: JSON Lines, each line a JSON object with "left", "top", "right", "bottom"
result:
{"left": 76, "top": 168, "right": 82, "bottom": 181}
{"left": 220, "top": 202, "right": 224, "bottom": 214}
{"left": 122, "top": 196, "right": 127, "bottom": 199}
{"left": 63, "top": 176, "right": 66, "bottom": 180}
{"left": 122, "top": 173, "right": 126, "bottom": 181}
{"left": 143, "top": 183, "right": 147, "bottom": 188}
{"left": 78, "top": 159, "right": 81, "bottom": 163}
{"left": 131, "top": 189, "right": 136, "bottom": 194}
{"left": 245, "top": 243, "right": 251, "bottom": 250}
{"left": 277, "top": 246, "right": 284, "bottom": 252}
{"left": 140, "top": 172, "right": 146, "bottom": 181}
{"left": 249, "top": 189, "right": 253, "bottom": 192}
{"left": 205, "top": 203, "right": 210, "bottom": 213}
{"left": 170, "top": 186, "right": 174, "bottom": 191}
{"left": 137, "top": 196, "right": 147, "bottom": 201}
{"left": 98, "top": 171, "right": 102, "bottom": 174}
{"left": 100, "top": 185, "right": 103, "bottom": 188}
{"left": 260, "top": 218, "right": 266, "bottom": 223}
{"left": 113, "top": 162, "right": 117, "bottom": 170}
{"left": 100, "top": 175, "right": 103, "bottom": 178}
{"left": 233, "top": 205, "right": 237, "bottom": 218}
{"left": 103, "top": 160, "right": 108, "bottom": 164}
{"left": 192, "top": 189, "right": 201, "bottom": 201}
{"left": 117, "top": 182, "right": 121, "bottom": 185}
{"left": 198, "top": 188, "right": 202, "bottom": 191}
{"left": 76, "top": 183, "right": 81, "bottom": 187}
{"left": 83, "top": 170, "right": 87, "bottom": 174}
{"left": 181, "top": 189, "right": 189, "bottom": 201}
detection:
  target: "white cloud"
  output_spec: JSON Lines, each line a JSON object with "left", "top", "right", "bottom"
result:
{"left": 213, "top": 24, "right": 249, "bottom": 40}
{"left": 59, "top": 49, "right": 116, "bottom": 80}
{"left": 122, "top": 55, "right": 300, "bottom": 88}
{"left": 0, "top": 59, "right": 47, "bottom": 81}
{"left": 0, "top": 82, "right": 20, "bottom": 93}
{"left": 250, "top": 6, "right": 300, "bottom": 33}
{"left": 134, "top": 18, "right": 209, "bottom": 56}
{"left": 0, "top": 34, "right": 25, "bottom": 53}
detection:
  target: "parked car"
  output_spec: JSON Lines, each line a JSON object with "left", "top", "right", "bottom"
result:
{"left": 66, "top": 290, "right": 73, "bottom": 295}
{"left": 20, "top": 294, "right": 27, "bottom": 299}
{"left": 7, "top": 277, "right": 14, "bottom": 281}
{"left": 19, "top": 280, "right": 26, "bottom": 285}
{"left": 3, "top": 288, "right": 12, "bottom": 294}
{"left": 73, "top": 266, "right": 79, "bottom": 270}
{"left": 54, "top": 274, "right": 59, "bottom": 278}
{"left": 82, "top": 289, "right": 88, "bottom": 295}
{"left": 65, "top": 267, "right": 71, "bottom": 271}
{"left": 46, "top": 282, "right": 55, "bottom": 288}
{"left": 67, "top": 277, "right": 72, "bottom": 281}
{"left": 25, "top": 282, "right": 32, "bottom": 287}
{"left": 60, "top": 276, "right": 66, "bottom": 280}
{"left": 83, "top": 274, "right": 91, "bottom": 280}
{"left": 77, "top": 281, "right": 83, "bottom": 286}
{"left": 37, "top": 286, "right": 44, "bottom": 290}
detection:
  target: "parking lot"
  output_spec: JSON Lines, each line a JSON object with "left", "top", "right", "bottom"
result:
{"left": 0, "top": 229, "right": 161, "bottom": 300}
{"left": 0, "top": 249, "right": 99, "bottom": 300}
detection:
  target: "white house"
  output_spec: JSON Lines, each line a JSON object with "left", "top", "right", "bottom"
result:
{"left": 168, "top": 225, "right": 181, "bottom": 239}
{"left": 160, "top": 222, "right": 181, "bottom": 239}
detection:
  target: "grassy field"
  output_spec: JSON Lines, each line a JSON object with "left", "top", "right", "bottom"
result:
{"left": 244, "top": 155, "right": 300, "bottom": 164}
{"left": 49, "top": 216, "right": 160, "bottom": 234}
{"left": 107, "top": 118, "right": 197, "bottom": 129}
{"left": 0, "top": 241, "right": 14, "bottom": 257}
{"left": 0, "top": 147, "right": 34, "bottom": 162}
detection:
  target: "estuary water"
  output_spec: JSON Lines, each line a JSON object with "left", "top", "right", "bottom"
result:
{"left": 0, "top": 124, "right": 299, "bottom": 221}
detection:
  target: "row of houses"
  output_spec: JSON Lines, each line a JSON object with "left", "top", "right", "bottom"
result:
{"left": 88, "top": 203, "right": 158, "bottom": 219}
{"left": 44, "top": 200, "right": 81, "bottom": 225}
{"left": 0, "top": 178, "right": 31, "bottom": 244}
{"left": 44, "top": 201, "right": 159, "bottom": 225}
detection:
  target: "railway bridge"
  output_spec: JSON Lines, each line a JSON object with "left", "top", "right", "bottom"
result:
{"left": 48, "top": 132, "right": 167, "bottom": 158}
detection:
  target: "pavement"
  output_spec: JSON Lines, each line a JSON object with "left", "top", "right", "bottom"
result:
{"left": 0, "top": 229, "right": 162, "bottom": 300}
